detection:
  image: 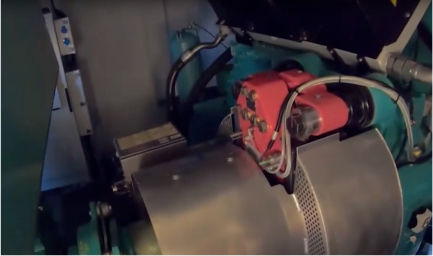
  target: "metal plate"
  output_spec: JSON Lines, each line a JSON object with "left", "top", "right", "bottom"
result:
{"left": 132, "top": 142, "right": 305, "bottom": 254}
{"left": 2, "top": 0, "right": 58, "bottom": 253}
{"left": 296, "top": 129, "right": 403, "bottom": 254}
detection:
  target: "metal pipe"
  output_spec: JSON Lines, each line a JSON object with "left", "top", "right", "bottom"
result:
{"left": 387, "top": 54, "right": 432, "bottom": 84}
{"left": 411, "top": 63, "right": 432, "bottom": 83}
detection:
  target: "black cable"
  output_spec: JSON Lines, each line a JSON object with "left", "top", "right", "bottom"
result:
{"left": 166, "top": 33, "right": 227, "bottom": 122}
{"left": 178, "top": 48, "right": 232, "bottom": 133}
{"left": 192, "top": 22, "right": 228, "bottom": 49}
{"left": 50, "top": 0, "right": 66, "bottom": 19}
{"left": 284, "top": 146, "right": 298, "bottom": 194}
{"left": 166, "top": 58, "right": 186, "bottom": 120}
{"left": 183, "top": 48, "right": 232, "bottom": 109}
{"left": 265, "top": 88, "right": 298, "bottom": 151}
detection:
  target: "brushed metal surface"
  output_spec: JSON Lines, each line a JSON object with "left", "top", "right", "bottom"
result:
{"left": 132, "top": 142, "right": 304, "bottom": 254}
{"left": 132, "top": 129, "right": 402, "bottom": 254}
{"left": 296, "top": 128, "right": 403, "bottom": 254}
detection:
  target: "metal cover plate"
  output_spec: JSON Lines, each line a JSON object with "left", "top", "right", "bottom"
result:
{"left": 296, "top": 129, "right": 403, "bottom": 254}
{"left": 132, "top": 142, "right": 299, "bottom": 254}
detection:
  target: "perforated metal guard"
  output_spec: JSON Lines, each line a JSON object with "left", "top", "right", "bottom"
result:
{"left": 294, "top": 167, "right": 327, "bottom": 254}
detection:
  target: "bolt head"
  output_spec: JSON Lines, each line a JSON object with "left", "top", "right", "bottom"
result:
{"left": 241, "top": 109, "right": 248, "bottom": 120}
{"left": 412, "top": 146, "right": 423, "bottom": 159}
{"left": 409, "top": 235, "right": 417, "bottom": 244}
{"left": 258, "top": 120, "right": 268, "bottom": 133}
{"left": 249, "top": 90, "right": 258, "bottom": 100}
{"left": 241, "top": 87, "right": 249, "bottom": 96}
{"left": 250, "top": 115, "right": 259, "bottom": 126}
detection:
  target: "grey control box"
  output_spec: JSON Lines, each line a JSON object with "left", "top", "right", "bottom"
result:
{"left": 114, "top": 123, "right": 187, "bottom": 181}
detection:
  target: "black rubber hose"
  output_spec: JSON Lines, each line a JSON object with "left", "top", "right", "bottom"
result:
{"left": 177, "top": 48, "right": 233, "bottom": 134}
{"left": 184, "top": 48, "right": 232, "bottom": 110}
{"left": 166, "top": 33, "right": 228, "bottom": 122}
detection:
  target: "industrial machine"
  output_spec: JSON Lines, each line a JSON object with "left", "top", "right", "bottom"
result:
{"left": 2, "top": 0, "right": 432, "bottom": 255}
{"left": 112, "top": 1, "right": 432, "bottom": 253}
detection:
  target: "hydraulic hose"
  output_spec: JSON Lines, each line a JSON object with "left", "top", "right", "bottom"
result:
{"left": 166, "top": 27, "right": 230, "bottom": 120}
{"left": 178, "top": 47, "right": 233, "bottom": 133}
{"left": 183, "top": 48, "right": 232, "bottom": 112}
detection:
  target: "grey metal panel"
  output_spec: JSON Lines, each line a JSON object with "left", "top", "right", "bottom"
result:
{"left": 49, "top": 0, "right": 224, "bottom": 161}
{"left": 43, "top": 10, "right": 93, "bottom": 136}
{"left": 41, "top": 107, "right": 90, "bottom": 191}
{"left": 51, "top": 0, "right": 170, "bottom": 158}
{"left": 120, "top": 141, "right": 186, "bottom": 182}
{"left": 132, "top": 143, "right": 304, "bottom": 254}
{"left": 40, "top": 9, "right": 91, "bottom": 191}
{"left": 296, "top": 129, "right": 403, "bottom": 254}
{"left": 2, "top": 0, "right": 58, "bottom": 253}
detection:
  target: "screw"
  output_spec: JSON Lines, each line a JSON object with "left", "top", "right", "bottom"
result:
{"left": 405, "top": 12, "right": 411, "bottom": 18}
{"left": 409, "top": 235, "right": 417, "bottom": 244}
{"left": 249, "top": 90, "right": 258, "bottom": 101}
{"left": 412, "top": 146, "right": 423, "bottom": 159}
{"left": 172, "top": 174, "right": 180, "bottom": 181}
{"left": 250, "top": 115, "right": 258, "bottom": 126}
{"left": 227, "top": 157, "right": 234, "bottom": 163}
{"left": 241, "top": 87, "right": 249, "bottom": 96}
{"left": 241, "top": 109, "right": 248, "bottom": 120}
{"left": 258, "top": 120, "right": 268, "bottom": 133}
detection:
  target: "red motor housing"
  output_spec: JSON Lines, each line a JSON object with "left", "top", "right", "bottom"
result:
{"left": 236, "top": 69, "right": 349, "bottom": 156}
